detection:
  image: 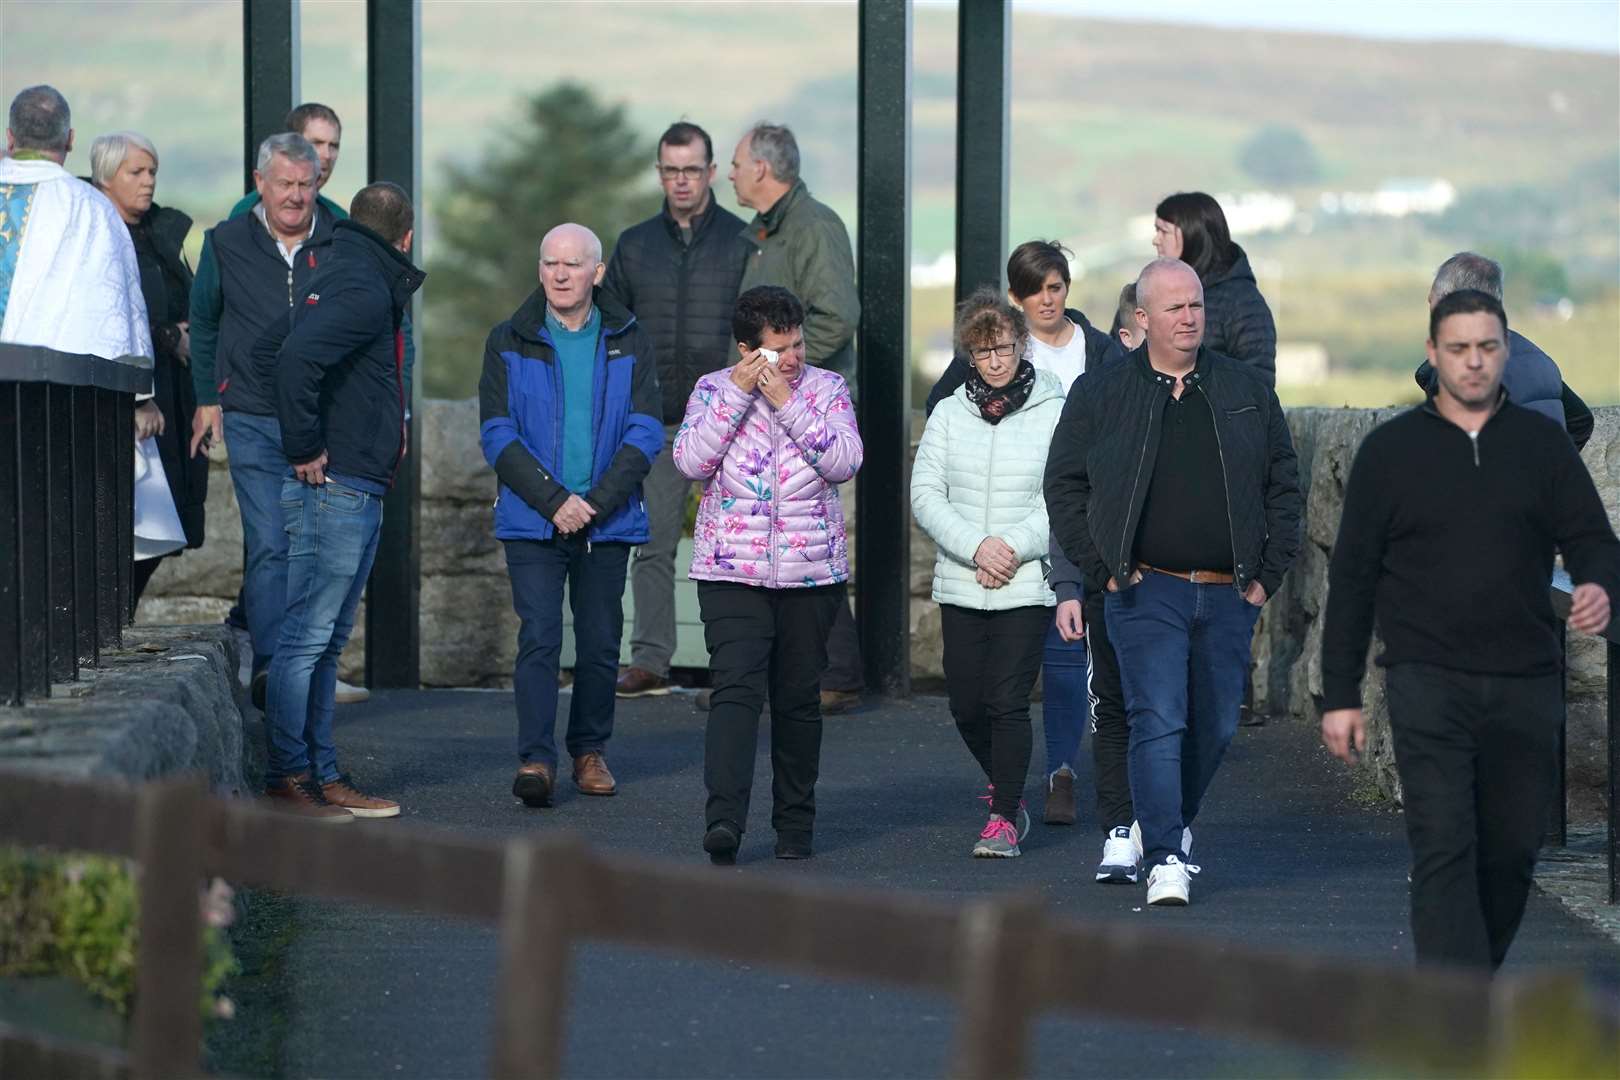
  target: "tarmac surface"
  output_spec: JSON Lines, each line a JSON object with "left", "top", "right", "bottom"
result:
{"left": 209, "top": 688, "right": 1620, "bottom": 1078}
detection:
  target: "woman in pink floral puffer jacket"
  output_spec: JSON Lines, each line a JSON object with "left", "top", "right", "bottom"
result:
{"left": 673, "top": 286, "right": 863, "bottom": 865}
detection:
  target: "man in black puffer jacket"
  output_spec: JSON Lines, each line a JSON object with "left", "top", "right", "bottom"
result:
{"left": 1045, "top": 258, "right": 1301, "bottom": 907}
{"left": 603, "top": 122, "right": 749, "bottom": 698}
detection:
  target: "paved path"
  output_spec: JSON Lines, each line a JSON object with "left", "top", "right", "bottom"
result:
{"left": 209, "top": 690, "right": 1620, "bottom": 1078}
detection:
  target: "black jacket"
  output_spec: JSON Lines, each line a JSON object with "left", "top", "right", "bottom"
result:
{"left": 924, "top": 307, "right": 1121, "bottom": 416}
{"left": 271, "top": 221, "right": 426, "bottom": 489}
{"left": 602, "top": 199, "right": 748, "bottom": 423}
{"left": 1201, "top": 246, "right": 1276, "bottom": 386}
{"left": 192, "top": 207, "right": 337, "bottom": 415}
{"left": 128, "top": 203, "right": 207, "bottom": 547}
{"left": 1044, "top": 345, "right": 1302, "bottom": 599}
{"left": 1320, "top": 395, "right": 1620, "bottom": 710}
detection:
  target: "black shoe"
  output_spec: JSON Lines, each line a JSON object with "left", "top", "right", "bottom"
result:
{"left": 251, "top": 670, "right": 268, "bottom": 712}
{"left": 775, "top": 832, "right": 812, "bottom": 860}
{"left": 703, "top": 820, "right": 741, "bottom": 865}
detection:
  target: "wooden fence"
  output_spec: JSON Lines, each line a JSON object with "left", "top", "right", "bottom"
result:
{"left": 1, "top": 769, "right": 1615, "bottom": 1079}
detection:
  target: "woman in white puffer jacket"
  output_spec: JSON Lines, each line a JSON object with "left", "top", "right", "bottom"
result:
{"left": 911, "top": 287, "right": 1065, "bottom": 859}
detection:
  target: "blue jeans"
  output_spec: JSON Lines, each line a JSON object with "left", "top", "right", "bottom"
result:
{"left": 1042, "top": 615, "right": 1088, "bottom": 775}
{"left": 224, "top": 412, "right": 292, "bottom": 678}
{"left": 505, "top": 537, "right": 630, "bottom": 769}
{"left": 264, "top": 479, "right": 383, "bottom": 782}
{"left": 1105, "top": 572, "right": 1260, "bottom": 867}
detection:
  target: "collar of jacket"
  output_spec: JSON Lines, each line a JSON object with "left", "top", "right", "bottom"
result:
{"left": 510, "top": 285, "right": 637, "bottom": 346}
{"left": 1420, "top": 384, "right": 1509, "bottom": 426}
{"left": 1131, "top": 343, "right": 1211, "bottom": 390}
{"left": 745, "top": 179, "right": 808, "bottom": 242}
{"left": 333, "top": 219, "right": 427, "bottom": 303}
{"left": 661, "top": 196, "right": 717, "bottom": 241}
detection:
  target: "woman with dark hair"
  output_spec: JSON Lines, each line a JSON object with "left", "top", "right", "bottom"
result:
{"left": 1152, "top": 191, "right": 1277, "bottom": 384}
{"left": 676, "top": 285, "right": 863, "bottom": 865}
{"left": 912, "top": 287, "right": 1065, "bottom": 858}
{"left": 91, "top": 131, "right": 207, "bottom": 603}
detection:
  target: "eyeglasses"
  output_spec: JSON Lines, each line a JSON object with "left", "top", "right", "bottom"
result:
{"left": 969, "top": 341, "right": 1018, "bottom": 361}
{"left": 656, "top": 164, "right": 708, "bottom": 182}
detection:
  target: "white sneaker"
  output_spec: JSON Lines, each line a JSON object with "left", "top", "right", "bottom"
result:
{"left": 1146, "top": 855, "right": 1200, "bottom": 906}
{"left": 334, "top": 678, "right": 370, "bottom": 704}
{"left": 1129, "top": 820, "right": 1192, "bottom": 863}
{"left": 1096, "top": 826, "right": 1139, "bottom": 884}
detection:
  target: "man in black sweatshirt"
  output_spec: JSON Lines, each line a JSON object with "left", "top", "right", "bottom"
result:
{"left": 1320, "top": 288, "right": 1617, "bottom": 971}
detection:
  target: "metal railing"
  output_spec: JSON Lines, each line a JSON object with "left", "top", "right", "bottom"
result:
{"left": 0, "top": 769, "right": 1615, "bottom": 1080}
{"left": 1, "top": 342, "right": 145, "bottom": 705}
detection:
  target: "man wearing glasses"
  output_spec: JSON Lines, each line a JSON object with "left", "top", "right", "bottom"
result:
{"left": 603, "top": 122, "right": 749, "bottom": 700}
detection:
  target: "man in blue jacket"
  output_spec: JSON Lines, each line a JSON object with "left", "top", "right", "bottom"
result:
{"left": 479, "top": 223, "right": 663, "bottom": 809}
{"left": 262, "top": 181, "right": 423, "bottom": 820}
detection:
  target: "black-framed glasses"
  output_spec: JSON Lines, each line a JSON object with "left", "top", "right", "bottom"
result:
{"left": 970, "top": 341, "right": 1018, "bottom": 361}
{"left": 656, "top": 164, "right": 707, "bottom": 182}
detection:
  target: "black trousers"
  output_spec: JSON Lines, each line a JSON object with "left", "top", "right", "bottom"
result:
{"left": 941, "top": 604, "right": 1048, "bottom": 822}
{"left": 1385, "top": 662, "right": 1561, "bottom": 970}
{"left": 822, "top": 596, "right": 865, "bottom": 692}
{"left": 1083, "top": 590, "right": 1132, "bottom": 834}
{"left": 700, "top": 581, "right": 843, "bottom": 838}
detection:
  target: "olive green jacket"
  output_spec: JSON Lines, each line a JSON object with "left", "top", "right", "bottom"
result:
{"left": 738, "top": 180, "right": 859, "bottom": 382}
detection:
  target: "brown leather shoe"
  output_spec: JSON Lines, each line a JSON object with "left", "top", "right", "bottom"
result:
{"left": 615, "top": 666, "right": 671, "bottom": 698}
{"left": 1044, "top": 768, "right": 1077, "bottom": 826}
{"left": 265, "top": 773, "right": 353, "bottom": 823}
{"left": 512, "top": 762, "right": 555, "bottom": 808}
{"left": 572, "top": 752, "right": 617, "bottom": 796}
{"left": 321, "top": 775, "right": 400, "bottom": 819}
{"left": 820, "top": 689, "right": 861, "bottom": 714}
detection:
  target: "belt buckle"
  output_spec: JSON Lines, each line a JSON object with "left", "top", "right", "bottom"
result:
{"left": 1187, "top": 569, "right": 1207, "bottom": 584}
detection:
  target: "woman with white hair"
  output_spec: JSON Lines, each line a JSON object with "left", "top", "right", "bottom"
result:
{"left": 92, "top": 131, "right": 207, "bottom": 601}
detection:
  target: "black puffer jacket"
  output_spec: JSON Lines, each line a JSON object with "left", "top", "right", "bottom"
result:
{"left": 1044, "top": 345, "right": 1302, "bottom": 598}
{"left": 1201, "top": 246, "right": 1276, "bottom": 386}
{"left": 602, "top": 199, "right": 748, "bottom": 423}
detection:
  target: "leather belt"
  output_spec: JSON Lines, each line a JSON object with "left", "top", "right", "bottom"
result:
{"left": 1139, "top": 564, "right": 1235, "bottom": 585}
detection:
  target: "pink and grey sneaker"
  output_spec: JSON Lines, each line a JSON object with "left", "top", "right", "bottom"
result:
{"left": 980, "top": 785, "right": 1031, "bottom": 842}
{"left": 973, "top": 814, "right": 1022, "bottom": 858}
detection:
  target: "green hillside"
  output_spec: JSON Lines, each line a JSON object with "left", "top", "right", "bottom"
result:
{"left": 2, "top": 1, "right": 1614, "bottom": 403}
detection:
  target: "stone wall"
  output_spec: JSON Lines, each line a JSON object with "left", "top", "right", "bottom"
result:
{"left": 139, "top": 401, "right": 1619, "bottom": 814}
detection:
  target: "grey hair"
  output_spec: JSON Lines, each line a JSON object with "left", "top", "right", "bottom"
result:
{"left": 89, "top": 131, "right": 159, "bottom": 187}
{"left": 255, "top": 132, "right": 320, "bottom": 176}
{"left": 746, "top": 122, "right": 800, "bottom": 184}
{"left": 1430, "top": 252, "right": 1504, "bottom": 303}
{"left": 1135, "top": 256, "right": 1200, "bottom": 310}
{"left": 540, "top": 222, "right": 603, "bottom": 265}
{"left": 8, "top": 84, "right": 71, "bottom": 152}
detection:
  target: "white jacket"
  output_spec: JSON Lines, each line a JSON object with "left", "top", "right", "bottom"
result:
{"left": 910, "top": 368, "right": 1065, "bottom": 610}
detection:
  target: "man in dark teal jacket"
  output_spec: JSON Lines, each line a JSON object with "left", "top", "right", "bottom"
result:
{"left": 479, "top": 223, "right": 663, "bottom": 810}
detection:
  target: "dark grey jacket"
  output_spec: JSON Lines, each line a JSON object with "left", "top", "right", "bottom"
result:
{"left": 1044, "top": 345, "right": 1302, "bottom": 599}
{"left": 1201, "top": 246, "right": 1276, "bottom": 386}
{"left": 603, "top": 199, "right": 749, "bottom": 423}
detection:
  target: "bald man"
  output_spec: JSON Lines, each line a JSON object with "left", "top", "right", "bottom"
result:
{"left": 1044, "top": 258, "right": 1301, "bottom": 905}
{"left": 479, "top": 222, "right": 664, "bottom": 809}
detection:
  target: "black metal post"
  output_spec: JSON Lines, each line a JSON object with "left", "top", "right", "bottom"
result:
{"left": 15, "top": 384, "right": 50, "bottom": 698}
{"left": 953, "top": 0, "right": 1010, "bottom": 305}
{"left": 856, "top": 0, "right": 913, "bottom": 697}
{"left": 364, "top": 0, "right": 423, "bottom": 688}
{"left": 0, "top": 384, "right": 20, "bottom": 705}
{"left": 71, "top": 387, "right": 99, "bottom": 668}
{"left": 242, "top": 0, "right": 300, "bottom": 193}
{"left": 45, "top": 385, "right": 77, "bottom": 683}
{"left": 93, "top": 389, "right": 120, "bottom": 649}
{"left": 1609, "top": 639, "right": 1618, "bottom": 904}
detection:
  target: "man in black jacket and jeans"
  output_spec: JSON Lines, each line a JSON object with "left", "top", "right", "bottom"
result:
{"left": 261, "top": 182, "right": 424, "bottom": 822}
{"left": 1321, "top": 289, "right": 1617, "bottom": 970}
{"left": 603, "top": 122, "right": 747, "bottom": 698}
{"left": 1045, "top": 258, "right": 1301, "bottom": 906}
